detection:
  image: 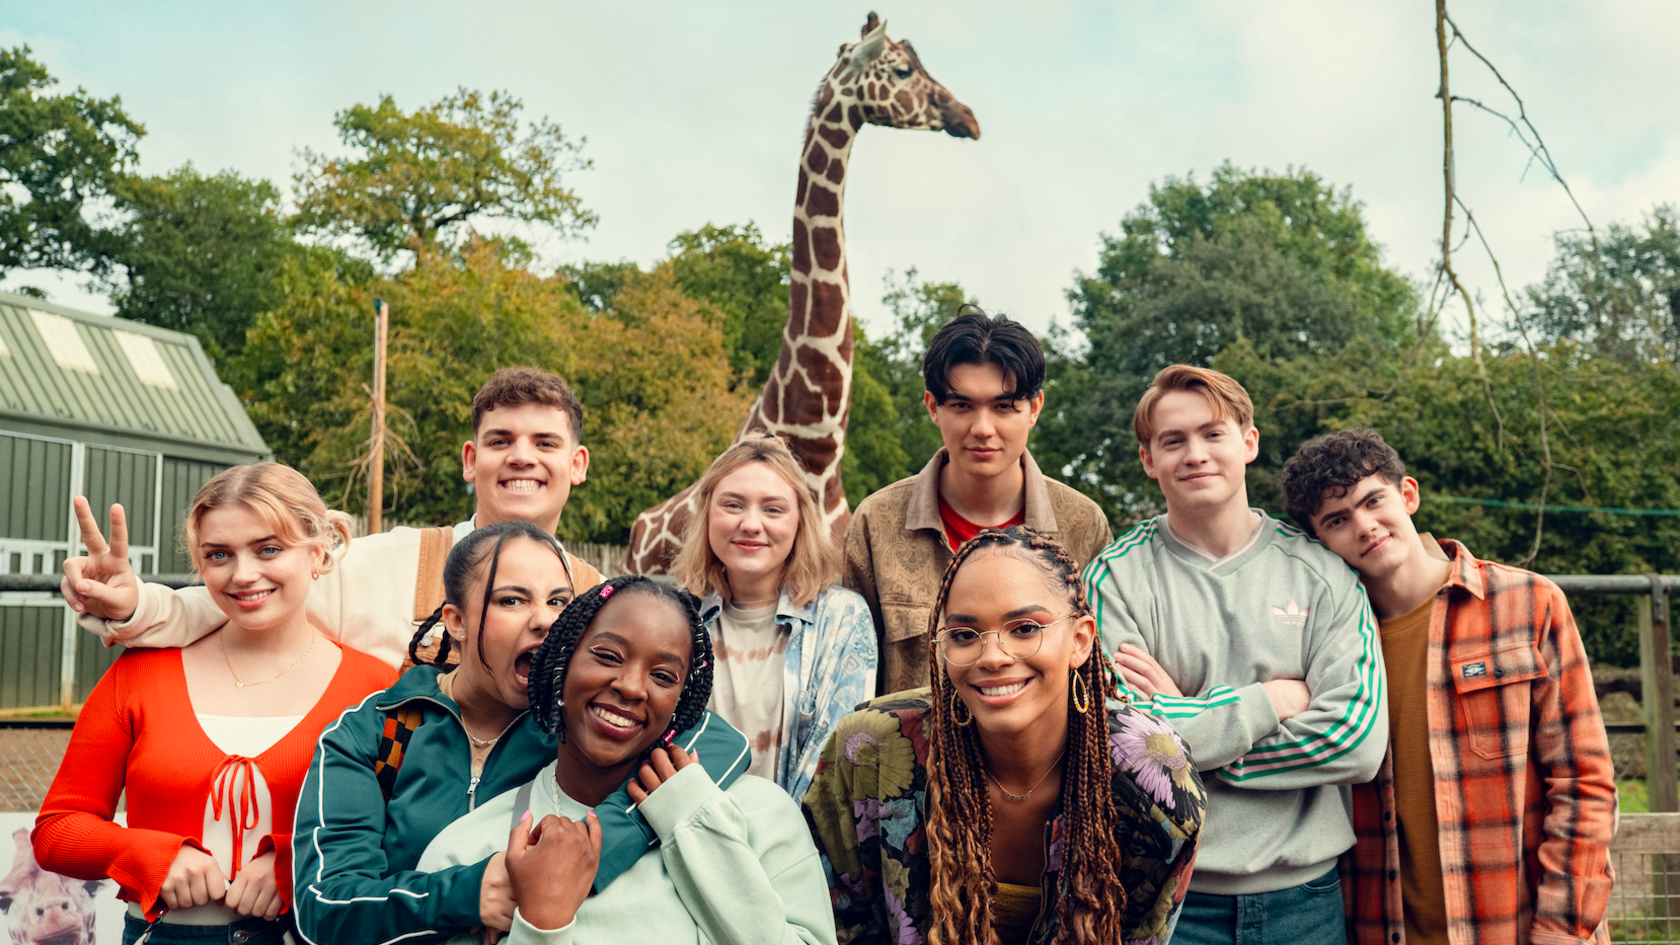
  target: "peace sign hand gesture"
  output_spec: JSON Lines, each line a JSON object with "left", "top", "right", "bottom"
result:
{"left": 60, "top": 496, "right": 140, "bottom": 622}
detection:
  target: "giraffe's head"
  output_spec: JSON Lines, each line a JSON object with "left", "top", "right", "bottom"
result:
{"left": 824, "top": 12, "right": 979, "bottom": 140}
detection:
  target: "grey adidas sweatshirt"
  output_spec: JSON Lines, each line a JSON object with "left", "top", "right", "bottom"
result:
{"left": 1082, "top": 511, "right": 1387, "bottom": 895}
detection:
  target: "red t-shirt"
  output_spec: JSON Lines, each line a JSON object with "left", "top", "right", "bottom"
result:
{"left": 937, "top": 494, "right": 1026, "bottom": 552}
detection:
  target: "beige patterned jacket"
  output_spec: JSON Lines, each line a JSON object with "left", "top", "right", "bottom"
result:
{"left": 842, "top": 448, "right": 1112, "bottom": 694}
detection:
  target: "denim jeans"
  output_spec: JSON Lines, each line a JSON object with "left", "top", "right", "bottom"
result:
{"left": 1171, "top": 870, "right": 1346, "bottom": 945}
{"left": 121, "top": 913, "right": 292, "bottom": 945}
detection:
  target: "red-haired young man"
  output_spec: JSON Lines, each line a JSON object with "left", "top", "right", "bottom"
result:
{"left": 1083, "top": 365, "right": 1387, "bottom": 945}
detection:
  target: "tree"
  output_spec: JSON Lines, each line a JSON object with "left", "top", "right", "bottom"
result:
{"left": 666, "top": 223, "right": 791, "bottom": 387}
{"left": 558, "top": 259, "right": 640, "bottom": 314}
{"left": 872, "top": 269, "right": 977, "bottom": 469}
{"left": 1528, "top": 205, "right": 1680, "bottom": 363}
{"left": 842, "top": 334, "right": 910, "bottom": 506}
{"left": 103, "top": 165, "right": 297, "bottom": 361}
{"left": 0, "top": 46, "right": 143, "bottom": 277}
{"left": 840, "top": 269, "right": 979, "bottom": 503}
{"left": 1046, "top": 163, "right": 1421, "bottom": 524}
{"left": 293, "top": 88, "right": 595, "bottom": 265}
{"left": 230, "top": 241, "right": 748, "bottom": 542}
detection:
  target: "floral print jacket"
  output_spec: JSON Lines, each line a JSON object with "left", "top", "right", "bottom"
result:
{"left": 803, "top": 688, "right": 1205, "bottom": 945}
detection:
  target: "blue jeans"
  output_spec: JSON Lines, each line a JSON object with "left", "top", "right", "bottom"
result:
{"left": 121, "top": 914, "right": 292, "bottom": 945}
{"left": 1171, "top": 870, "right": 1346, "bottom": 945}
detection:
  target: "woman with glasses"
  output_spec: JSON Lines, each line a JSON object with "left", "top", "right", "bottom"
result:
{"left": 803, "top": 526, "right": 1206, "bottom": 945}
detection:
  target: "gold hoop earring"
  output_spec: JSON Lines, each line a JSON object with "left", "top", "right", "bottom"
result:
{"left": 311, "top": 566, "right": 321, "bottom": 581}
{"left": 1071, "top": 669, "right": 1090, "bottom": 715}
{"left": 950, "top": 689, "right": 973, "bottom": 727}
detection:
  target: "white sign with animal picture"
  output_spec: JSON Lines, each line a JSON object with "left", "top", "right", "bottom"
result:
{"left": 0, "top": 815, "right": 127, "bottom": 945}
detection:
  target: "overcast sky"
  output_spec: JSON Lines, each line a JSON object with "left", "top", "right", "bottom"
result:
{"left": 10, "top": 1, "right": 1679, "bottom": 344}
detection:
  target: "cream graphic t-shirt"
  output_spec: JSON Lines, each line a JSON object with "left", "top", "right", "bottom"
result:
{"left": 706, "top": 601, "right": 788, "bottom": 781}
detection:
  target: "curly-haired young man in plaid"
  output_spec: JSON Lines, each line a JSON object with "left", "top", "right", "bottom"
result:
{"left": 1282, "top": 428, "right": 1615, "bottom": 945}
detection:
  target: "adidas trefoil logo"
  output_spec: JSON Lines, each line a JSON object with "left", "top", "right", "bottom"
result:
{"left": 1272, "top": 600, "right": 1310, "bottom": 626}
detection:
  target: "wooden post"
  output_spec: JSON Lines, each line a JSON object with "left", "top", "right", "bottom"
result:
{"left": 1641, "top": 576, "right": 1678, "bottom": 921}
{"left": 368, "top": 299, "right": 389, "bottom": 535}
{"left": 1643, "top": 576, "right": 1678, "bottom": 813}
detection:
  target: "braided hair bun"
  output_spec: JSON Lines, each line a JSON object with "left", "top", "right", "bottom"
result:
{"left": 526, "top": 576, "right": 715, "bottom": 748}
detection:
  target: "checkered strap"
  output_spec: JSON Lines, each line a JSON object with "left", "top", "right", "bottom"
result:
{"left": 372, "top": 706, "right": 425, "bottom": 801}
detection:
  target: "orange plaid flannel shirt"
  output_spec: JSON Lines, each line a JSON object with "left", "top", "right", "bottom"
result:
{"left": 1341, "top": 539, "right": 1616, "bottom": 945}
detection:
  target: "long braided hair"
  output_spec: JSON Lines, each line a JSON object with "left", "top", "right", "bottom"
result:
{"left": 406, "top": 521, "right": 566, "bottom": 671}
{"left": 924, "top": 526, "right": 1126, "bottom": 945}
{"left": 525, "top": 576, "right": 714, "bottom": 747}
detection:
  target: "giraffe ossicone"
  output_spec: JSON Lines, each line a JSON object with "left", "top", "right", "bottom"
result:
{"left": 623, "top": 12, "right": 979, "bottom": 575}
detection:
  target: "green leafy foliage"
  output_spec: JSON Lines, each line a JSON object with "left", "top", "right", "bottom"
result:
{"left": 1220, "top": 336, "right": 1680, "bottom": 665}
{"left": 103, "top": 165, "right": 298, "bottom": 361}
{"left": 1527, "top": 205, "right": 1680, "bottom": 363}
{"left": 857, "top": 269, "right": 977, "bottom": 475}
{"left": 0, "top": 46, "right": 143, "bottom": 275}
{"left": 665, "top": 223, "right": 791, "bottom": 388}
{"left": 229, "top": 242, "right": 748, "bottom": 542}
{"left": 292, "top": 88, "right": 595, "bottom": 264}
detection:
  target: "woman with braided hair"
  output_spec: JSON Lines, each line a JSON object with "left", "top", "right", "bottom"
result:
{"left": 413, "top": 575, "right": 837, "bottom": 944}
{"left": 292, "top": 523, "right": 749, "bottom": 945}
{"left": 803, "top": 525, "right": 1206, "bottom": 945}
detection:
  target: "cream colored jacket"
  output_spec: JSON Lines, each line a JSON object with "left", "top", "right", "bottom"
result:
{"left": 80, "top": 520, "right": 604, "bottom": 671}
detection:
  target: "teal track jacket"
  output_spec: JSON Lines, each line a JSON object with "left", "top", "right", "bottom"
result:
{"left": 291, "top": 665, "right": 750, "bottom": 945}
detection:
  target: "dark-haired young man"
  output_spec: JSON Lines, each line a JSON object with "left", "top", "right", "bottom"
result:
{"left": 843, "top": 309, "right": 1110, "bottom": 694}
{"left": 1083, "top": 365, "right": 1387, "bottom": 945}
{"left": 63, "top": 366, "right": 603, "bottom": 668}
{"left": 1280, "top": 428, "right": 1614, "bottom": 945}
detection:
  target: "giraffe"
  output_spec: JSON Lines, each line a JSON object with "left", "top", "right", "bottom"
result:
{"left": 623, "top": 12, "right": 980, "bottom": 574}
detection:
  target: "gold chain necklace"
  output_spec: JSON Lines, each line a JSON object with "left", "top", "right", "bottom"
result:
{"left": 438, "top": 673, "right": 501, "bottom": 749}
{"left": 983, "top": 748, "right": 1066, "bottom": 802}
{"left": 221, "top": 630, "right": 316, "bottom": 689}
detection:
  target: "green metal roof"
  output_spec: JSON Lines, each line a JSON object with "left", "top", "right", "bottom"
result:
{"left": 0, "top": 292, "right": 269, "bottom": 460}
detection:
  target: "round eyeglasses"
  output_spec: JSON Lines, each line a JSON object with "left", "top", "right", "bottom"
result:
{"left": 934, "top": 613, "right": 1076, "bottom": 666}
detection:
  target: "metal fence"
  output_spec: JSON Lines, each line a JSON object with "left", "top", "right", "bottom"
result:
{"left": 0, "top": 719, "right": 74, "bottom": 812}
{"left": 1612, "top": 814, "right": 1680, "bottom": 943}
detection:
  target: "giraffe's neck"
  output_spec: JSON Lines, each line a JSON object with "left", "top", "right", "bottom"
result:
{"left": 745, "top": 75, "right": 860, "bottom": 530}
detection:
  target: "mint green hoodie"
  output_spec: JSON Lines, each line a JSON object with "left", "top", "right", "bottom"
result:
{"left": 1083, "top": 512, "right": 1387, "bottom": 895}
{"left": 417, "top": 761, "right": 836, "bottom": 945}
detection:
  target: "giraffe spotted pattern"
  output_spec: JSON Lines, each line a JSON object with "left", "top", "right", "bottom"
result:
{"left": 624, "top": 12, "right": 980, "bottom": 574}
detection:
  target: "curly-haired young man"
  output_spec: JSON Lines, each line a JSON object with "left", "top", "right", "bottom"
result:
{"left": 1281, "top": 427, "right": 1614, "bottom": 945}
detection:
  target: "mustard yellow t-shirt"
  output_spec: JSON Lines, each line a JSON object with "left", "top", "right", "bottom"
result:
{"left": 1380, "top": 592, "right": 1449, "bottom": 945}
{"left": 993, "top": 881, "right": 1042, "bottom": 945}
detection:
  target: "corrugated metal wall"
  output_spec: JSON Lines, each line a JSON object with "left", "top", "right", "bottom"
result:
{"left": 0, "top": 432, "right": 231, "bottom": 711}
{"left": 0, "top": 433, "right": 72, "bottom": 544}
{"left": 0, "top": 605, "right": 63, "bottom": 709}
{"left": 74, "top": 635, "right": 123, "bottom": 704}
{"left": 159, "top": 458, "right": 223, "bottom": 573}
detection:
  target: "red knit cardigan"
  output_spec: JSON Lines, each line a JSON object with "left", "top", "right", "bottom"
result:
{"left": 32, "top": 644, "right": 395, "bottom": 919}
